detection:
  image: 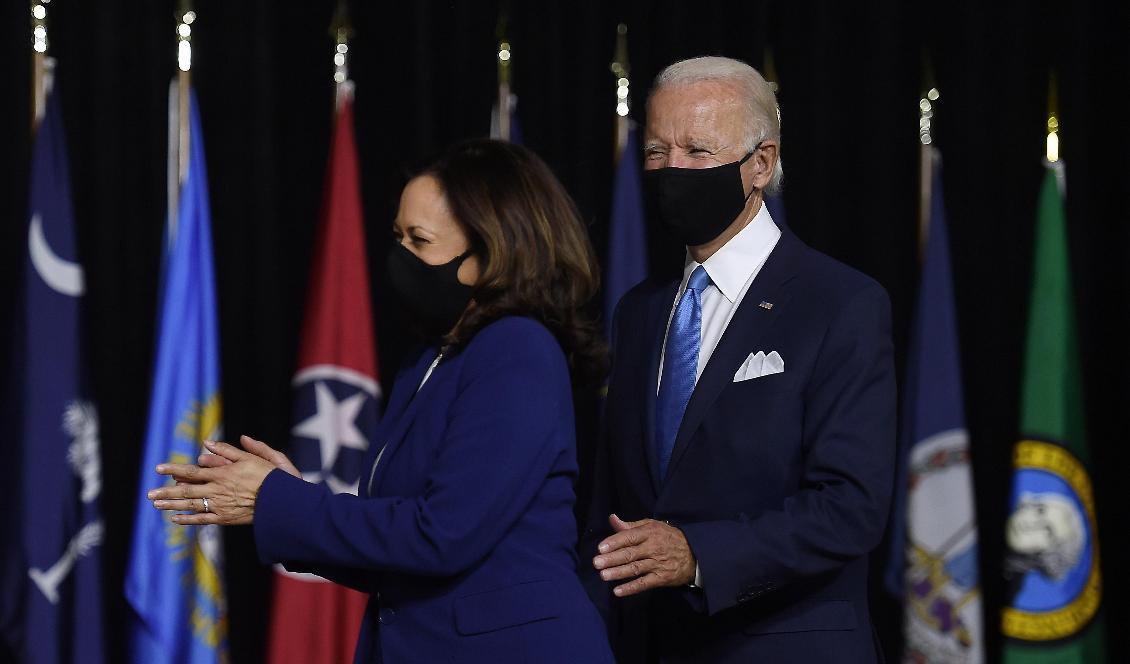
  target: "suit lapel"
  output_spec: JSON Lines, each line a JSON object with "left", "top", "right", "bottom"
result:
{"left": 663, "top": 228, "right": 805, "bottom": 483}
{"left": 363, "top": 347, "right": 439, "bottom": 498}
{"left": 641, "top": 281, "right": 679, "bottom": 494}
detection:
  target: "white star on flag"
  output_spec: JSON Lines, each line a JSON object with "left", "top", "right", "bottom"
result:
{"left": 291, "top": 381, "right": 368, "bottom": 494}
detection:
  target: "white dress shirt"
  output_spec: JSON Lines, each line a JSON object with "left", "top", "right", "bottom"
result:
{"left": 658, "top": 203, "right": 782, "bottom": 389}
{"left": 656, "top": 202, "right": 781, "bottom": 588}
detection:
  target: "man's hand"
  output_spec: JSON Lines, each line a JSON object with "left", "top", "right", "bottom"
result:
{"left": 592, "top": 514, "right": 696, "bottom": 597}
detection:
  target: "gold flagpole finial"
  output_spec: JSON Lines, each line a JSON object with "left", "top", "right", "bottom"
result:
{"left": 177, "top": 3, "right": 195, "bottom": 73}
{"left": 917, "top": 51, "right": 940, "bottom": 259}
{"left": 762, "top": 44, "right": 779, "bottom": 94}
{"left": 919, "top": 86, "right": 940, "bottom": 146}
{"left": 762, "top": 44, "right": 782, "bottom": 130}
{"left": 31, "top": 0, "right": 51, "bottom": 128}
{"left": 175, "top": 3, "right": 194, "bottom": 187}
{"left": 917, "top": 85, "right": 940, "bottom": 258}
{"left": 611, "top": 23, "right": 631, "bottom": 158}
{"left": 31, "top": 0, "right": 48, "bottom": 54}
{"left": 496, "top": 12, "right": 513, "bottom": 142}
{"left": 1046, "top": 72, "right": 1060, "bottom": 163}
{"left": 330, "top": 1, "right": 354, "bottom": 104}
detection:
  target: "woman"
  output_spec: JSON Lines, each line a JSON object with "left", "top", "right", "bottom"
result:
{"left": 149, "top": 139, "right": 614, "bottom": 663}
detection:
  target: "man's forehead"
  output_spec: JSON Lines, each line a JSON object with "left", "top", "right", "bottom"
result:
{"left": 645, "top": 82, "right": 746, "bottom": 144}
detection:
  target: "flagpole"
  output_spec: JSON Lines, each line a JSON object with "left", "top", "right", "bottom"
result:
{"left": 495, "top": 14, "right": 512, "bottom": 142}
{"left": 330, "top": 0, "right": 354, "bottom": 107}
{"left": 166, "top": 4, "right": 194, "bottom": 244}
{"left": 611, "top": 23, "right": 631, "bottom": 161}
{"left": 176, "top": 4, "right": 194, "bottom": 187}
{"left": 762, "top": 43, "right": 782, "bottom": 150}
{"left": 762, "top": 44, "right": 779, "bottom": 95}
{"left": 1046, "top": 73, "right": 1060, "bottom": 164}
{"left": 31, "top": 0, "right": 51, "bottom": 129}
{"left": 918, "top": 85, "right": 939, "bottom": 259}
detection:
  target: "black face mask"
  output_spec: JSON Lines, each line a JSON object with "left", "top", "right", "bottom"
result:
{"left": 642, "top": 147, "right": 758, "bottom": 247}
{"left": 386, "top": 243, "right": 474, "bottom": 338}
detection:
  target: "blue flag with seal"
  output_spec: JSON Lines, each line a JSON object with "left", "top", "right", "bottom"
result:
{"left": 604, "top": 124, "right": 648, "bottom": 335}
{"left": 1, "top": 86, "right": 106, "bottom": 664}
{"left": 124, "top": 89, "right": 229, "bottom": 664}
{"left": 885, "top": 149, "right": 982, "bottom": 662}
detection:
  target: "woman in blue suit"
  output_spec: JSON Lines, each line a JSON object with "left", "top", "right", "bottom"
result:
{"left": 149, "top": 140, "right": 615, "bottom": 663}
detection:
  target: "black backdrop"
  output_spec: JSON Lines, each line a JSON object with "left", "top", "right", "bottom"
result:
{"left": 2, "top": 1, "right": 1128, "bottom": 662}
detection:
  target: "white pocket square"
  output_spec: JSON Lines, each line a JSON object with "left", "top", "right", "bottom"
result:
{"left": 733, "top": 351, "right": 784, "bottom": 382}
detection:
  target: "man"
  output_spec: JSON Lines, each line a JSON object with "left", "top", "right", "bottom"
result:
{"left": 583, "top": 56, "right": 895, "bottom": 663}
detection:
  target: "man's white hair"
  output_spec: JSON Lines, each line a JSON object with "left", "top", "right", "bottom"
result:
{"left": 651, "top": 56, "right": 784, "bottom": 195}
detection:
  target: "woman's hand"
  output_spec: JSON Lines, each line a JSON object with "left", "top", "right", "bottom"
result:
{"left": 148, "top": 436, "right": 298, "bottom": 526}
{"left": 196, "top": 435, "right": 301, "bottom": 478}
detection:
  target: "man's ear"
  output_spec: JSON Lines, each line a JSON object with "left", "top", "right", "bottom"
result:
{"left": 749, "top": 141, "right": 779, "bottom": 190}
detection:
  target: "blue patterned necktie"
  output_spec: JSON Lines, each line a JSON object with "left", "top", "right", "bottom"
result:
{"left": 656, "top": 265, "right": 711, "bottom": 481}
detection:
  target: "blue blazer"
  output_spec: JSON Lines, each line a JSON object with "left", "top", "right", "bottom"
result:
{"left": 583, "top": 226, "right": 896, "bottom": 663}
{"left": 255, "top": 317, "right": 613, "bottom": 664}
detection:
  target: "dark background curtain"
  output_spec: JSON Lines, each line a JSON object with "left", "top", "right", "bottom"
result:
{"left": 1, "top": 1, "right": 1127, "bottom": 662}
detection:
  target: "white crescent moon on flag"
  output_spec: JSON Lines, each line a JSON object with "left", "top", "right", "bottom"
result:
{"left": 29, "top": 212, "right": 85, "bottom": 297}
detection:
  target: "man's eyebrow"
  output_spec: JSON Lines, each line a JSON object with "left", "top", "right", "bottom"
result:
{"left": 685, "top": 138, "right": 720, "bottom": 151}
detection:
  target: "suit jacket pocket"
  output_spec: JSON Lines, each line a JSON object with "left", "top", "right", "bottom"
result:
{"left": 730, "top": 369, "right": 797, "bottom": 393}
{"left": 742, "top": 600, "right": 857, "bottom": 635}
{"left": 454, "top": 579, "right": 560, "bottom": 635}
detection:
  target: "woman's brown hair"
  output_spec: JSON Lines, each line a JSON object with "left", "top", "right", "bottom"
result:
{"left": 420, "top": 139, "right": 606, "bottom": 385}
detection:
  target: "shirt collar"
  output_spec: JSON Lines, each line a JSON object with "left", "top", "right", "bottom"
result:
{"left": 681, "top": 203, "right": 781, "bottom": 303}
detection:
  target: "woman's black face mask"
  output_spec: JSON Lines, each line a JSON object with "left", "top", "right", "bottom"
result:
{"left": 641, "top": 145, "right": 759, "bottom": 247}
{"left": 385, "top": 243, "right": 474, "bottom": 338}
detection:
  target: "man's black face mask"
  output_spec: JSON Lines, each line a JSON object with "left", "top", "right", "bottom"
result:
{"left": 641, "top": 145, "right": 759, "bottom": 247}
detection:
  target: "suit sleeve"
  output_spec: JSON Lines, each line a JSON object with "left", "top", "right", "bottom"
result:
{"left": 252, "top": 319, "right": 569, "bottom": 577}
{"left": 678, "top": 283, "right": 896, "bottom": 615}
{"left": 269, "top": 553, "right": 376, "bottom": 593}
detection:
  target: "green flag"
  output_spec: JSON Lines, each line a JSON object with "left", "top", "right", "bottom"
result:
{"left": 1002, "top": 162, "right": 1104, "bottom": 663}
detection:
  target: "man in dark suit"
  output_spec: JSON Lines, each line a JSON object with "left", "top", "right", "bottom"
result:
{"left": 583, "top": 56, "right": 895, "bottom": 663}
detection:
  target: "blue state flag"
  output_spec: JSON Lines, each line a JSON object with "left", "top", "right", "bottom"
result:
{"left": 886, "top": 149, "right": 983, "bottom": 662}
{"left": 1, "top": 87, "right": 105, "bottom": 664}
{"left": 124, "top": 89, "right": 229, "bottom": 664}
{"left": 604, "top": 125, "right": 648, "bottom": 335}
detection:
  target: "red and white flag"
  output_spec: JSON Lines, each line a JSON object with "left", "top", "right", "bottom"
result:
{"left": 266, "top": 87, "right": 376, "bottom": 664}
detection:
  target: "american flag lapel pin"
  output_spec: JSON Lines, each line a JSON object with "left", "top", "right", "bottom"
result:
{"left": 758, "top": 301, "right": 774, "bottom": 310}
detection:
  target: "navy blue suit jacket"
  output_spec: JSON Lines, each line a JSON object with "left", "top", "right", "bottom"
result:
{"left": 255, "top": 317, "right": 613, "bottom": 664}
{"left": 583, "top": 226, "right": 896, "bottom": 663}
